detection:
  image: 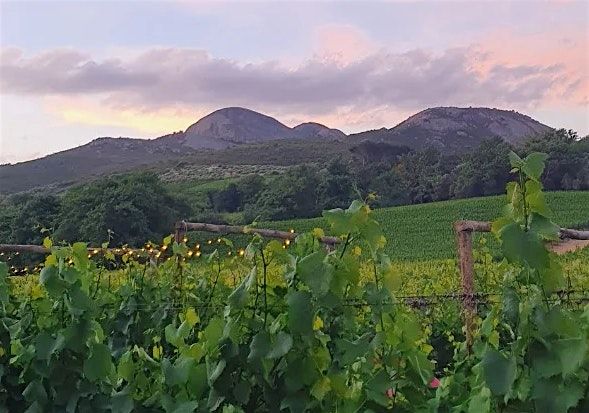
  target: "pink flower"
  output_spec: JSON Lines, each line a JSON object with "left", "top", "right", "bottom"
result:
{"left": 385, "top": 388, "right": 396, "bottom": 398}
{"left": 429, "top": 377, "right": 441, "bottom": 389}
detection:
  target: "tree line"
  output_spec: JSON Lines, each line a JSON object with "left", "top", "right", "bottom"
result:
{"left": 0, "top": 128, "right": 587, "bottom": 249}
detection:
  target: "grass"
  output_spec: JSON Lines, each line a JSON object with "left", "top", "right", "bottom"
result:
{"left": 265, "top": 191, "right": 589, "bottom": 261}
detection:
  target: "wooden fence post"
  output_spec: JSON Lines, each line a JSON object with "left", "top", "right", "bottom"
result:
{"left": 454, "top": 221, "right": 476, "bottom": 353}
{"left": 174, "top": 221, "right": 187, "bottom": 244}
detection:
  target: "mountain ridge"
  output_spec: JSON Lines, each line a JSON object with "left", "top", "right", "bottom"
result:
{"left": 350, "top": 106, "right": 552, "bottom": 151}
{"left": 0, "top": 106, "right": 554, "bottom": 194}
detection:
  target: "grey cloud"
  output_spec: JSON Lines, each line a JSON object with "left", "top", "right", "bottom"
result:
{"left": 0, "top": 46, "right": 568, "bottom": 114}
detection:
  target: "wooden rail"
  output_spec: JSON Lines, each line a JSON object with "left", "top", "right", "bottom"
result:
{"left": 174, "top": 221, "right": 341, "bottom": 246}
{"left": 454, "top": 220, "right": 589, "bottom": 351}
{"left": 0, "top": 244, "right": 143, "bottom": 255}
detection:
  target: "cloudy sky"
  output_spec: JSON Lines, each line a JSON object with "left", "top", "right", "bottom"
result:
{"left": 1, "top": 0, "right": 588, "bottom": 163}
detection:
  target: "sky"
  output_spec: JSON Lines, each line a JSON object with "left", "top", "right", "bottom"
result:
{"left": 1, "top": 0, "right": 588, "bottom": 164}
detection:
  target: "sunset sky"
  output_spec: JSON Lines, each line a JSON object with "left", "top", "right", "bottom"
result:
{"left": 1, "top": 0, "right": 588, "bottom": 164}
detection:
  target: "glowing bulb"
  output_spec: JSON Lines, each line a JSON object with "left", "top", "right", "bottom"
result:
{"left": 187, "top": 251, "right": 193, "bottom": 257}
{"left": 196, "top": 251, "right": 201, "bottom": 257}
{"left": 161, "top": 245, "right": 168, "bottom": 251}
{"left": 284, "top": 239, "right": 291, "bottom": 246}
{"left": 239, "top": 249, "right": 245, "bottom": 256}
{"left": 290, "top": 229, "right": 295, "bottom": 234}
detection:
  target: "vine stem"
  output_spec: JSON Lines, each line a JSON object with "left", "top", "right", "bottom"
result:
{"left": 373, "top": 260, "right": 385, "bottom": 332}
{"left": 260, "top": 248, "right": 269, "bottom": 328}
{"left": 519, "top": 171, "right": 529, "bottom": 231}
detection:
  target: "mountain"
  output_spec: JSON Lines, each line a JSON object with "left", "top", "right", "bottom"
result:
{"left": 0, "top": 106, "right": 554, "bottom": 195}
{"left": 0, "top": 133, "right": 190, "bottom": 194}
{"left": 292, "top": 122, "right": 347, "bottom": 140}
{"left": 350, "top": 107, "right": 552, "bottom": 152}
{"left": 182, "top": 107, "right": 345, "bottom": 148}
{"left": 0, "top": 108, "right": 346, "bottom": 194}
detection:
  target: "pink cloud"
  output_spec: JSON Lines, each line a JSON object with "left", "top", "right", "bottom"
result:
{"left": 312, "top": 24, "right": 378, "bottom": 65}
{"left": 471, "top": 27, "right": 588, "bottom": 106}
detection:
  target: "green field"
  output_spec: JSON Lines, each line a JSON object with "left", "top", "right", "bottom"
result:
{"left": 265, "top": 191, "right": 589, "bottom": 261}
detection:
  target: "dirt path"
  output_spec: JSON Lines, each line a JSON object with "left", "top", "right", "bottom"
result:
{"left": 549, "top": 239, "right": 589, "bottom": 255}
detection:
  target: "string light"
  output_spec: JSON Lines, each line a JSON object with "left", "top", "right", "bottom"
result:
{"left": 182, "top": 237, "right": 188, "bottom": 243}
{"left": 290, "top": 229, "right": 295, "bottom": 234}
{"left": 284, "top": 239, "right": 291, "bottom": 246}
{"left": 239, "top": 249, "right": 245, "bottom": 256}
{"left": 187, "top": 251, "right": 193, "bottom": 257}
{"left": 196, "top": 251, "right": 201, "bottom": 257}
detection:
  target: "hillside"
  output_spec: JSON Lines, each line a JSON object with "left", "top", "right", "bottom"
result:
{"left": 350, "top": 107, "right": 552, "bottom": 152}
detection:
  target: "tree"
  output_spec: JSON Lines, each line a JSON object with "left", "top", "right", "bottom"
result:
{"left": 246, "top": 166, "right": 322, "bottom": 221}
{"left": 54, "top": 173, "right": 190, "bottom": 246}
{"left": 450, "top": 138, "right": 513, "bottom": 198}
{"left": 9, "top": 195, "right": 61, "bottom": 245}
{"left": 522, "top": 129, "right": 589, "bottom": 190}
{"left": 318, "top": 158, "right": 355, "bottom": 209}
{"left": 395, "top": 148, "right": 454, "bottom": 203}
{"left": 208, "top": 183, "right": 241, "bottom": 213}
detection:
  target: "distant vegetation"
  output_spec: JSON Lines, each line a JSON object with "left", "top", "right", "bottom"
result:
{"left": 0, "top": 129, "right": 587, "bottom": 250}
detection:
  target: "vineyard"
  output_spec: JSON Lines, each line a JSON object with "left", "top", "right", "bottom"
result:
{"left": 1, "top": 152, "right": 589, "bottom": 412}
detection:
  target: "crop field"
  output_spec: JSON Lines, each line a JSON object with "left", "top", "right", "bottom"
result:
{"left": 266, "top": 191, "right": 589, "bottom": 261}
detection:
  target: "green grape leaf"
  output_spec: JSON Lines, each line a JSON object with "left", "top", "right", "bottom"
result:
{"left": 522, "top": 152, "right": 548, "bottom": 181}
{"left": 23, "top": 380, "right": 48, "bottom": 405}
{"left": 228, "top": 267, "right": 256, "bottom": 310}
{"left": 39, "top": 266, "right": 66, "bottom": 297}
{"left": 34, "top": 332, "right": 64, "bottom": 361}
{"left": 111, "top": 388, "right": 134, "bottom": 413}
{"left": 163, "top": 356, "right": 195, "bottom": 386}
{"left": 502, "top": 287, "right": 519, "bottom": 326}
{"left": 467, "top": 387, "right": 491, "bottom": 413}
{"left": 529, "top": 213, "right": 560, "bottom": 240}
{"left": 297, "top": 251, "right": 333, "bottom": 297}
{"left": 482, "top": 348, "right": 516, "bottom": 396}
{"left": 233, "top": 379, "right": 251, "bottom": 405}
{"left": 365, "top": 369, "right": 392, "bottom": 407}
{"left": 336, "top": 333, "right": 371, "bottom": 364}
{"left": 553, "top": 337, "right": 588, "bottom": 377}
{"left": 310, "top": 376, "right": 331, "bottom": 401}
{"left": 248, "top": 331, "right": 270, "bottom": 361}
{"left": 208, "top": 359, "right": 226, "bottom": 384}
{"left": 531, "top": 377, "right": 584, "bottom": 413}
{"left": 83, "top": 343, "right": 113, "bottom": 382}
{"left": 526, "top": 180, "right": 552, "bottom": 217}
{"left": 72, "top": 242, "right": 89, "bottom": 268}
{"left": 407, "top": 350, "right": 434, "bottom": 385}
{"left": 117, "top": 351, "right": 134, "bottom": 381}
{"left": 287, "top": 291, "right": 313, "bottom": 336}
{"left": 498, "top": 223, "right": 549, "bottom": 270}
{"left": 266, "top": 332, "right": 293, "bottom": 359}
{"left": 508, "top": 151, "right": 524, "bottom": 168}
